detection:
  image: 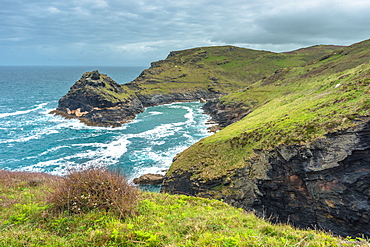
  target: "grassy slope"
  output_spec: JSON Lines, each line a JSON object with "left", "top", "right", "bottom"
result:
{"left": 125, "top": 45, "right": 343, "bottom": 96}
{"left": 83, "top": 73, "right": 136, "bottom": 103}
{"left": 1, "top": 171, "right": 368, "bottom": 246}
{"left": 167, "top": 40, "right": 370, "bottom": 181}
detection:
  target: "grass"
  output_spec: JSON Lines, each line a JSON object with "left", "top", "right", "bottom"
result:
{"left": 129, "top": 45, "right": 343, "bottom": 97}
{"left": 1, "top": 169, "right": 369, "bottom": 246}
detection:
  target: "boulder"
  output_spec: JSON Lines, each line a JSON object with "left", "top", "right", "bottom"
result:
{"left": 133, "top": 173, "right": 165, "bottom": 185}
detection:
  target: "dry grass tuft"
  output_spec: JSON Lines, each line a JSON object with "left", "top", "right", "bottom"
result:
{"left": 0, "top": 169, "right": 59, "bottom": 187}
{"left": 48, "top": 167, "right": 139, "bottom": 218}
{"left": 0, "top": 170, "right": 59, "bottom": 208}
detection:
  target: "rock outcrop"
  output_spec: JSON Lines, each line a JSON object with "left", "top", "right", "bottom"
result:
{"left": 51, "top": 71, "right": 144, "bottom": 127}
{"left": 202, "top": 99, "right": 251, "bottom": 128}
{"left": 135, "top": 90, "right": 217, "bottom": 108}
{"left": 133, "top": 173, "right": 165, "bottom": 185}
{"left": 162, "top": 118, "right": 370, "bottom": 237}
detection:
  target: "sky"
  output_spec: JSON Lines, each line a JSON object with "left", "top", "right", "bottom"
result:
{"left": 1, "top": 0, "right": 369, "bottom": 66}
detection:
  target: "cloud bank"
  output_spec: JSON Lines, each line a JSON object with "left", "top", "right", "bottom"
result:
{"left": 1, "top": 0, "right": 369, "bottom": 65}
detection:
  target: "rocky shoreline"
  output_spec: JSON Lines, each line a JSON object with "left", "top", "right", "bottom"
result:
{"left": 202, "top": 99, "right": 252, "bottom": 128}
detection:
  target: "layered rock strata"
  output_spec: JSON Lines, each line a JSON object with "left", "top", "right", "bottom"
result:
{"left": 202, "top": 99, "right": 251, "bottom": 128}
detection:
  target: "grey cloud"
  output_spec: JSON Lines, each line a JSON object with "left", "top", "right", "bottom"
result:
{"left": 211, "top": 0, "right": 370, "bottom": 47}
{"left": 1, "top": 0, "right": 369, "bottom": 65}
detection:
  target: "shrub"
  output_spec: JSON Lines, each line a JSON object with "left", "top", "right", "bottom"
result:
{"left": 49, "top": 166, "right": 139, "bottom": 218}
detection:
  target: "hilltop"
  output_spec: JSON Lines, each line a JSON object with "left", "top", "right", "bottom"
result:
{"left": 128, "top": 45, "right": 342, "bottom": 95}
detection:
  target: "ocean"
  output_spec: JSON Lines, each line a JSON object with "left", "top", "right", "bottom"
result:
{"left": 0, "top": 66, "right": 213, "bottom": 186}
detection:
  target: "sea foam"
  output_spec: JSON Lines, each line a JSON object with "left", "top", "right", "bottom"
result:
{"left": 0, "top": 102, "right": 47, "bottom": 119}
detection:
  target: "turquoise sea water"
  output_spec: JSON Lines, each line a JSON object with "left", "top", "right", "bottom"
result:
{"left": 0, "top": 66, "right": 213, "bottom": 183}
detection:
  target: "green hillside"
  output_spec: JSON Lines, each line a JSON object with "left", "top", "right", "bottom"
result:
{"left": 167, "top": 39, "right": 370, "bottom": 181}
{"left": 125, "top": 45, "right": 343, "bottom": 96}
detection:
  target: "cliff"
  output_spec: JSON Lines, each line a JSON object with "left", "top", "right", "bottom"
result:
{"left": 162, "top": 39, "right": 370, "bottom": 237}
{"left": 162, "top": 120, "right": 370, "bottom": 237}
{"left": 52, "top": 45, "right": 342, "bottom": 126}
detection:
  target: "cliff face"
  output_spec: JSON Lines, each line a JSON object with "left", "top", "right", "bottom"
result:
{"left": 202, "top": 99, "right": 252, "bottom": 128}
{"left": 162, "top": 119, "right": 370, "bottom": 237}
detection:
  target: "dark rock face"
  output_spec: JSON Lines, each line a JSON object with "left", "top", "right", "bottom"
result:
{"left": 77, "top": 97, "right": 144, "bottom": 127}
{"left": 162, "top": 119, "right": 370, "bottom": 237}
{"left": 202, "top": 99, "right": 251, "bottom": 128}
{"left": 137, "top": 90, "right": 217, "bottom": 107}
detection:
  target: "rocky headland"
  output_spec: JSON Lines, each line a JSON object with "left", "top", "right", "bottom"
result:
{"left": 53, "top": 40, "right": 370, "bottom": 237}
{"left": 161, "top": 39, "right": 370, "bottom": 237}
{"left": 133, "top": 173, "right": 165, "bottom": 185}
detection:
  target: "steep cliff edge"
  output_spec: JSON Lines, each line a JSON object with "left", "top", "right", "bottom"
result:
{"left": 163, "top": 120, "right": 370, "bottom": 237}
{"left": 162, "top": 39, "right": 370, "bottom": 237}
{"left": 53, "top": 45, "right": 342, "bottom": 126}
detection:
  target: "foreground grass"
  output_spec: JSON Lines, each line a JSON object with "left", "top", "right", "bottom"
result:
{"left": 0, "top": 170, "right": 369, "bottom": 246}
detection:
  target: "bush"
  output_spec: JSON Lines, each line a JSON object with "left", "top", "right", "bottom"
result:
{"left": 49, "top": 167, "right": 139, "bottom": 218}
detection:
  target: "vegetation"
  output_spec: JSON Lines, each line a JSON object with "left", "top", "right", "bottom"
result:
{"left": 167, "top": 39, "right": 370, "bottom": 181}
{"left": 1, "top": 169, "right": 369, "bottom": 246}
{"left": 126, "top": 45, "right": 343, "bottom": 96}
{"left": 49, "top": 167, "right": 139, "bottom": 218}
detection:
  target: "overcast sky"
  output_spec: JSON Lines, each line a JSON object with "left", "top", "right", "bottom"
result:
{"left": 1, "top": 0, "right": 369, "bottom": 66}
